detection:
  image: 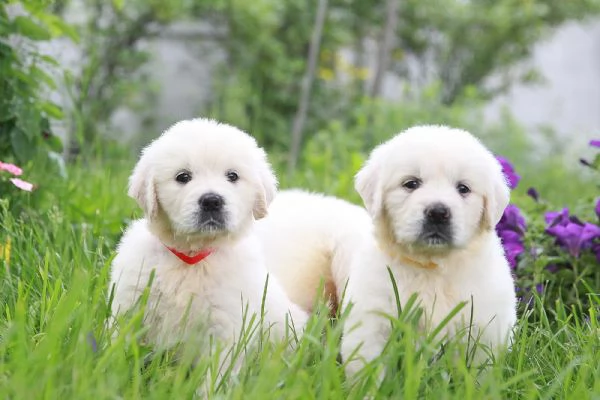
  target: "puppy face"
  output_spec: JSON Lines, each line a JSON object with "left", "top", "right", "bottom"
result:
{"left": 129, "top": 118, "right": 277, "bottom": 240}
{"left": 356, "top": 125, "right": 509, "bottom": 254}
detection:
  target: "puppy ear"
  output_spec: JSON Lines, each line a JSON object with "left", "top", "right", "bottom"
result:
{"left": 483, "top": 160, "right": 510, "bottom": 229}
{"left": 253, "top": 148, "right": 278, "bottom": 220}
{"left": 355, "top": 154, "right": 383, "bottom": 218}
{"left": 128, "top": 155, "right": 158, "bottom": 218}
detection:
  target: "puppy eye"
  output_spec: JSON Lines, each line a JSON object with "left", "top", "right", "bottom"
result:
{"left": 175, "top": 171, "right": 192, "bottom": 184}
{"left": 226, "top": 170, "right": 239, "bottom": 183}
{"left": 402, "top": 179, "right": 421, "bottom": 191}
{"left": 457, "top": 183, "right": 471, "bottom": 195}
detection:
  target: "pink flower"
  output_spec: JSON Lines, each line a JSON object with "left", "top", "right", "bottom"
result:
{"left": 0, "top": 162, "right": 23, "bottom": 176}
{"left": 9, "top": 178, "right": 34, "bottom": 192}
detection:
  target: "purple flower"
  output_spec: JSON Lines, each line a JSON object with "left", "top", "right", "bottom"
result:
{"left": 546, "top": 222, "right": 600, "bottom": 258}
{"left": 504, "top": 241, "right": 525, "bottom": 269}
{"left": 498, "top": 229, "right": 525, "bottom": 269}
{"left": 496, "top": 156, "right": 521, "bottom": 190}
{"left": 497, "top": 204, "right": 526, "bottom": 234}
{"left": 527, "top": 187, "right": 539, "bottom": 202}
{"left": 516, "top": 283, "right": 543, "bottom": 309}
{"left": 593, "top": 243, "right": 600, "bottom": 263}
{"left": 535, "top": 283, "right": 544, "bottom": 294}
{"left": 496, "top": 204, "right": 527, "bottom": 269}
{"left": 590, "top": 139, "right": 600, "bottom": 148}
{"left": 545, "top": 208, "right": 570, "bottom": 226}
{"left": 545, "top": 263, "right": 560, "bottom": 273}
{"left": 86, "top": 332, "right": 98, "bottom": 353}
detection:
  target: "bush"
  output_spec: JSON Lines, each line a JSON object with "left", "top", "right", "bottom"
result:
{"left": 0, "top": 0, "right": 75, "bottom": 163}
{"left": 498, "top": 141, "right": 600, "bottom": 314}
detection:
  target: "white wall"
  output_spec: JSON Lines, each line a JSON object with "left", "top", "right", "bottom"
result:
{"left": 484, "top": 21, "right": 600, "bottom": 153}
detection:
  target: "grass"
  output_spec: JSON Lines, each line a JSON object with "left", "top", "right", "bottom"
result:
{"left": 0, "top": 149, "right": 598, "bottom": 399}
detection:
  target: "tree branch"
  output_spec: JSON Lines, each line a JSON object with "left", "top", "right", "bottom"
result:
{"left": 287, "top": 0, "right": 328, "bottom": 174}
{"left": 369, "top": 0, "right": 399, "bottom": 97}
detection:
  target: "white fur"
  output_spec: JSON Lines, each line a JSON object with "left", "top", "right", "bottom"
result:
{"left": 256, "top": 189, "right": 372, "bottom": 312}
{"left": 342, "top": 125, "right": 517, "bottom": 377}
{"left": 109, "top": 118, "right": 307, "bottom": 356}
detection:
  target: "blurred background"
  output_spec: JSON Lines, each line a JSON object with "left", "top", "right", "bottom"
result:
{"left": 2, "top": 0, "right": 600, "bottom": 207}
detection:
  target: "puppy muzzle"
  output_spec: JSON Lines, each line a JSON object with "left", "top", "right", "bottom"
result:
{"left": 418, "top": 202, "right": 454, "bottom": 247}
{"left": 197, "top": 192, "right": 227, "bottom": 231}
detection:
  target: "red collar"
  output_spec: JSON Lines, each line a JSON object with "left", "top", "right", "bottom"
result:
{"left": 165, "top": 245, "right": 213, "bottom": 265}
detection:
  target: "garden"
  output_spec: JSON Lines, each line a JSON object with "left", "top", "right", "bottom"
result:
{"left": 1, "top": 0, "right": 599, "bottom": 398}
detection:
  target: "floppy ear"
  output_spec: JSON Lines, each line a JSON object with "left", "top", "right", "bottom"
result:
{"left": 253, "top": 148, "right": 278, "bottom": 220}
{"left": 483, "top": 160, "right": 510, "bottom": 229}
{"left": 128, "top": 154, "right": 158, "bottom": 218}
{"left": 355, "top": 154, "right": 383, "bottom": 218}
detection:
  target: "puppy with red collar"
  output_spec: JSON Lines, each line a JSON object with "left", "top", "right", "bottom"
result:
{"left": 109, "top": 118, "right": 307, "bottom": 357}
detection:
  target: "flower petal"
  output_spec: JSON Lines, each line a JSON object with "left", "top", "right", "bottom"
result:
{"left": 497, "top": 204, "right": 527, "bottom": 234}
{"left": 546, "top": 223, "right": 586, "bottom": 258}
{"left": 545, "top": 208, "right": 569, "bottom": 227}
{"left": 9, "top": 178, "right": 34, "bottom": 192}
{"left": 0, "top": 162, "right": 23, "bottom": 176}
{"left": 526, "top": 187, "right": 539, "bottom": 202}
{"left": 590, "top": 139, "right": 600, "bottom": 148}
{"left": 496, "top": 156, "right": 521, "bottom": 190}
{"left": 581, "top": 223, "right": 600, "bottom": 243}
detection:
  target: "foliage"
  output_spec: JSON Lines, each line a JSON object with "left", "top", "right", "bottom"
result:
{"left": 195, "top": 0, "right": 361, "bottom": 150}
{"left": 0, "top": 0, "right": 75, "bottom": 163}
{"left": 393, "top": 0, "right": 600, "bottom": 104}
{"left": 57, "top": 0, "right": 190, "bottom": 150}
{"left": 6, "top": 0, "right": 596, "bottom": 161}
{"left": 499, "top": 141, "right": 600, "bottom": 314}
{"left": 197, "top": 0, "right": 600, "bottom": 155}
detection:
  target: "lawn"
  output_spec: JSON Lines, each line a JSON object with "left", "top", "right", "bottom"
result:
{"left": 0, "top": 149, "right": 598, "bottom": 400}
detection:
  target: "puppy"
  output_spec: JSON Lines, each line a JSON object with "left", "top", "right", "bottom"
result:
{"left": 255, "top": 189, "right": 371, "bottom": 314}
{"left": 341, "top": 125, "right": 517, "bottom": 377}
{"left": 109, "top": 118, "right": 307, "bottom": 357}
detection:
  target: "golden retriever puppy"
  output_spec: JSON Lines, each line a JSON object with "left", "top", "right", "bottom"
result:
{"left": 109, "top": 118, "right": 307, "bottom": 356}
{"left": 341, "top": 125, "right": 517, "bottom": 377}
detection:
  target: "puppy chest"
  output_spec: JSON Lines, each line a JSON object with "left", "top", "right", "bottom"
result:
{"left": 153, "top": 267, "right": 260, "bottom": 320}
{"left": 395, "top": 272, "right": 467, "bottom": 324}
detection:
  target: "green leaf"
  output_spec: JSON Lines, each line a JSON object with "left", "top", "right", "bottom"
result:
{"left": 40, "top": 102, "right": 64, "bottom": 120}
{"left": 10, "top": 126, "right": 37, "bottom": 162}
{"left": 44, "top": 135, "right": 64, "bottom": 153}
{"left": 40, "top": 55, "right": 60, "bottom": 67}
{"left": 112, "top": 0, "right": 125, "bottom": 11}
{"left": 39, "top": 13, "right": 79, "bottom": 42}
{"left": 31, "top": 65, "right": 57, "bottom": 90}
{"left": 13, "top": 101, "right": 41, "bottom": 140}
{"left": 11, "top": 16, "right": 51, "bottom": 41}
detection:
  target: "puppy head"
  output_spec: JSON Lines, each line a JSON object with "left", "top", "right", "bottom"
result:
{"left": 128, "top": 118, "right": 277, "bottom": 242}
{"left": 355, "top": 125, "right": 509, "bottom": 255}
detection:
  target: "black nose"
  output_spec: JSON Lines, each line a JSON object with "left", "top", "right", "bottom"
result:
{"left": 199, "top": 193, "right": 224, "bottom": 212}
{"left": 425, "top": 203, "right": 451, "bottom": 223}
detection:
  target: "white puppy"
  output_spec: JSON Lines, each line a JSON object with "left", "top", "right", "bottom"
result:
{"left": 109, "top": 118, "right": 307, "bottom": 356}
{"left": 256, "top": 190, "right": 371, "bottom": 314}
{"left": 342, "top": 125, "right": 517, "bottom": 377}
